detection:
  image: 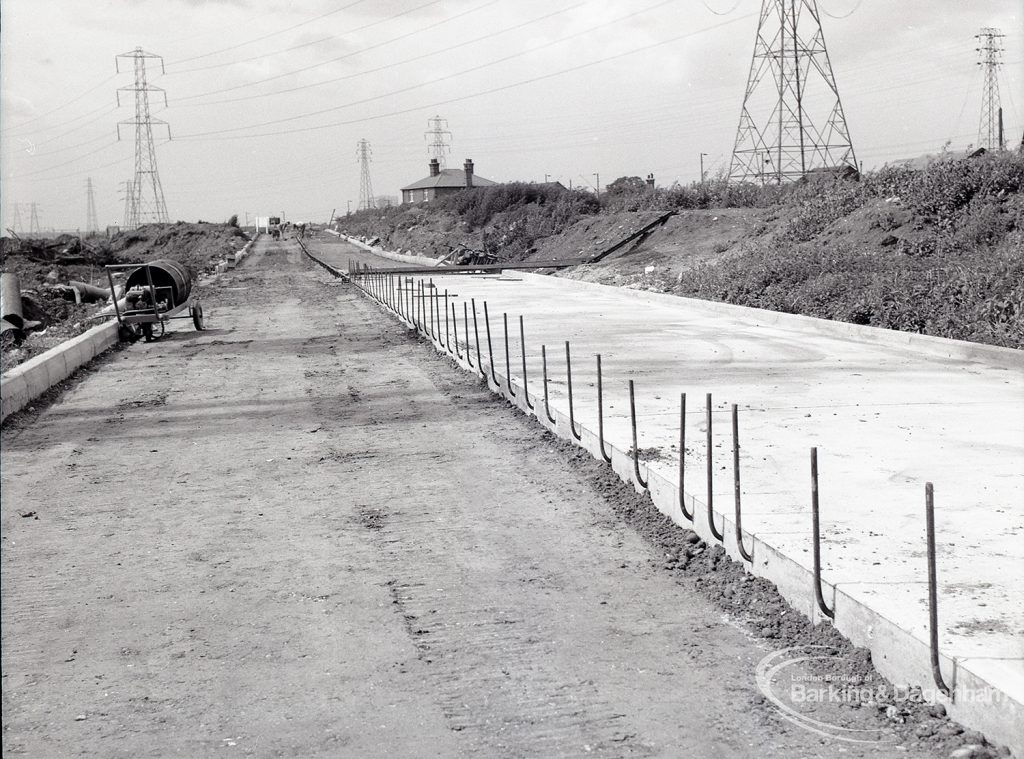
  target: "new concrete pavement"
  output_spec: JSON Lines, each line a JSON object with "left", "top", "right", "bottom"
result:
{"left": 323, "top": 234, "right": 1024, "bottom": 754}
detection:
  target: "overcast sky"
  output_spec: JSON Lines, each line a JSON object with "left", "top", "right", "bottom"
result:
{"left": 1, "top": 0, "right": 1021, "bottom": 232}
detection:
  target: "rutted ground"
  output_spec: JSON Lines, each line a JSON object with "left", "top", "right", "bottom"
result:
{"left": 0, "top": 235, "right": 1004, "bottom": 758}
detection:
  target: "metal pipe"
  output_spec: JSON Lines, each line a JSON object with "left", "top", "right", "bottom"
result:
{"left": 679, "top": 393, "right": 693, "bottom": 520}
{"left": 926, "top": 482, "right": 953, "bottom": 698}
{"left": 520, "top": 315, "right": 535, "bottom": 411}
{"left": 628, "top": 380, "right": 650, "bottom": 489}
{"left": 541, "top": 345, "right": 557, "bottom": 424}
{"left": 503, "top": 314, "right": 516, "bottom": 397}
{"left": 484, "top": 301, "right": 499, "bottom": 385}
{"left": 706, "top": 393, "right": 725, "bottom": 542}
{"left": 811, "top": 447, "right": 835, "bottom": 619}
{"left": 565, "top": 341, "right": 582, "bottom": 440}
{"left": 732, "top": 404, "right": 754, "bottom": 562}
{"left": 596, "top": 355, "right": 613, "bottom": 463}
{"left": 471, "top": 298, "right": 483, "bottom": 373}
{"left": 463, "top": 302, "right": 474, "bottom": 367}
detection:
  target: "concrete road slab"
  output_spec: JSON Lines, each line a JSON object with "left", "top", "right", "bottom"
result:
{"left": 320, "top": 237, "right": 1023, "bottom": 751}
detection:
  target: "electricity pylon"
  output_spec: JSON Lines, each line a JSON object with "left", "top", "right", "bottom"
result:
{"left": 976, "top": 28, "right": 1005, "bottom": 151}
{"left": 116, "top": 47, "right": 170, "bottom": 227}
{"left": 356, "top": 139, "right": 375, "bottom": 212}
{"left": 120, "top": 181, "right": 136, "bottom": 228}
{"left": 29, "top": 203, "right": 41, "bottom": 235}
{"left": 85, "top": 178, "right": 99, "bottom": 234}
{"left": 10, "top": 204, "right": 23, "bottom": 235}
{"left": 424, "top": 115, "right": 452, "bottom": 169}
{"left": 729, "top": 0, "right": 857, "bottom": 184}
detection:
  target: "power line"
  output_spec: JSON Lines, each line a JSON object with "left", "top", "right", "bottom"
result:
{"left": 171, "top": 0, "right": 447, "bottom": 77}
{"left": 0, "top": 75, "right": 118, "bottom": 135}
{"left": 174, "top": 0, "right": 553, "bottom": 107}
{"left": 175, "top": 0, "right": 688, "bottom": 140}
{"left": 5, "top": 141, "right": 122, "bottom": 180}
{"left": 165, "top": 0, "right": 371, "bottom": 67}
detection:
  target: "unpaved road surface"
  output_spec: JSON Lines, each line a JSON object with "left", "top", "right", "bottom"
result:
{"left": 2, "top": 236, "right": 980, "bottom": 757}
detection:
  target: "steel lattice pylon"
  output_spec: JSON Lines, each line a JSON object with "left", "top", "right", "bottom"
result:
{"left": 357, "top": 139, "right": 375, "bottom": 212}
{"left": 424, "top": 115, "right": 452, "bottom": 169}
{"left": 116, "top": 47, "right": 170, "bottom": 227}
{"left": 85, "top": 178, "right": 99, "bottom": 234}
{"left": 976, "top": 28, "right": 1005, "bottom": 151}
{"left": 729, "top": 0, "right": 857, "bottom": 184}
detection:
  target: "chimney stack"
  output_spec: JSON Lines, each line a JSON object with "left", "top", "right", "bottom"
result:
{"left": 429, "top": 158, "right": 440, "bottom": 177}
{"left": 646, "top": 173, "right": 655, "bottom": 187}
{"left": 464, "top": 159, "right": 474, "bottom": 188}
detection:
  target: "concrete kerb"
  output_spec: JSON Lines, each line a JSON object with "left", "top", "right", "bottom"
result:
{"left": 1, "top": 238, "right": 251, "bottom": 423}
{"left": 1, "top": 319, "right": 119, "bottom": 422}
{"left": 347, "top": 272, "right": 1024, "bottom": 755}
{"left": 340, "top": 234, "right": 443, "bottom": 268}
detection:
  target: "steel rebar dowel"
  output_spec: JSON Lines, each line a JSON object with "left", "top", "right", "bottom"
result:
{"left": 810, "top": 447, "right": 835, "bottom": 619}
{"left": 428, "top": 279, "right": 435, "bottom": 341}
{"left": 471, "top": 299, "right": 483, "bottom": 374}
{"left": 444, "top": 290, "right": 451, "bottom": 351}
{"left": 520, "top": 316, "right": 534, "bottom": 411}
{"left": 452, "top": 303, "right": 461, "bottom": 359}
{"left": 679, "top": 393, "right": 692, "bottom": 520}
{"left": 484, "top": 302, "right": 499, "bottom": 386}
{"left": 732, "top": 404, "right": 753, "bottom": 562}
{"left": 413, "top": 280, "right": 421, "bottom": 333}
{"left": 462, "top": 302, "right": 473, "bottom": 366}
{"left": 541, "top": 345, "right": 556, "bottom": 424}
{"left": 926, "top": 482, "right": 953, "bottom": 698}
{"left": 706, "top": 393, "right": 725, "bottom": 542}
{"left": 434, "top": 286, "right": 443, "bottom": 342}
{"left": 596, "top": 355, "right": 613, "bottom": 463}
{"left": 628, "top": 380, "right": 649, "bottom": 490}
{"left": 565, "top": 341, "right": 582, "bottom": 440}
{"left": 503, "top": 313, "right": 516, "bottom": 397}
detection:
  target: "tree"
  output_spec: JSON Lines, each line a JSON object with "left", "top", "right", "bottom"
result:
{"left": 605, "top": 176, "right": 647, "bottom": 196}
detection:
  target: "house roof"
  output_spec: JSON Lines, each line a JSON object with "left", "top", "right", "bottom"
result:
{"left": 402, "top": 168, "right": 497, "bottom": 192}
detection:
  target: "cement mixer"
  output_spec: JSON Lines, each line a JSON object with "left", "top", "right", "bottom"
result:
{"left": 105, "top": 259, "right": 205, "bottom": 341}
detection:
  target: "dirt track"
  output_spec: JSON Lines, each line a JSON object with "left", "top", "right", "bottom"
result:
{"left": 1, "top": 236, "right": 992, "bottom": 757}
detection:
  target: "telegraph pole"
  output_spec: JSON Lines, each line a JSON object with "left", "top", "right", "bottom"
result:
{"left": 424, "top": 115, "right": 453, "bottom": 169}
{"left": 85, "top": 178, "right": 99, "bottom": 235}
{"left": 976, "top": 28, "right": 1005, "bottom": 151}
{"left": 700, "top": 153, "right": 708, "bottom": 185}
{"left": 116, "top": 47, "right": 170, "bottom": 227}
{"left": 356, "top": 139, "right": 375, "bottom": 212}
{"left": 730, "top": 0, "right": 857, "bottom": 184}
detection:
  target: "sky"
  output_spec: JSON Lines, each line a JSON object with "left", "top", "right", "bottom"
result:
{"left": 1, "top": 0, "right": 1021, "bottom": 232}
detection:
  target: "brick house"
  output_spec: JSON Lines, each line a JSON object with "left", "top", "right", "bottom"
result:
{"left": 401, "top": 158, "right": 497, "bottom": 204}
